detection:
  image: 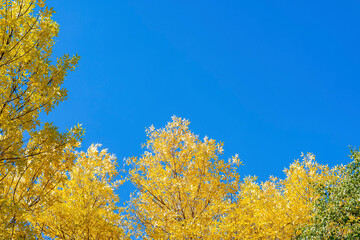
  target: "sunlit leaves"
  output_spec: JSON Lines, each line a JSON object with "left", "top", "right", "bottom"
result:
{"left": 127, "top": 118, "right": 341, "bottom": 239}
{"left": 0, "top": 1, "right": 357, "bottom": 239}
{"left": 128, "top": 116, "right": 240, "bottom": 239}
{"left": 0, "top": 0, "right": 81, "bottom": 238}
{"left": 31, "top": 145, "right": 127, "bottom": 239}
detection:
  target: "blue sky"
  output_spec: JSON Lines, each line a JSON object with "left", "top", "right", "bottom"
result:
{"left": 44, "top": 0, "right": 360, "bottom": 201}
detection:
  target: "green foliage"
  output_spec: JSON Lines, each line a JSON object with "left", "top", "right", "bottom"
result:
{"left": 298, "top": 149, "right": 360, "bottom": 239}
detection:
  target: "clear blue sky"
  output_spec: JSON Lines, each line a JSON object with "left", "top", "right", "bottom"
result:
{"left": 44, "top": 0, "right": 360, "bottom": 201}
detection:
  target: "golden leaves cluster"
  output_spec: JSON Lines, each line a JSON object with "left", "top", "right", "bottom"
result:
{"left": 127, "top": 116, "right": 240, "bottom": 239}
{"left": 128, "top": 117, "right": 339, "bottom": 239}
{"left": 217, "top": 153, "right": 337, "bottom": 239}
{"left": 0, "top": 0, "right": 348, "bottom": 239}
{"left": 31, "top": 144, "right": 127, "bottom": 239}
{"left": 0, "top": 1, "right": 125, "bottom": 239}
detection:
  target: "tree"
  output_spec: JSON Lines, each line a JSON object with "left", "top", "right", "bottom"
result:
{"left": 0, "top": 0, "right": 82, "bottom": 238}
{"left": 30, "top": 144, "right": 128, "bottom": 239}
{"left": 127, "top": 117, "right": 340, "bottom": 240}
{"left": 219, "top": 153, "right": 336, "bottom": 239}
{"left": 0, "top": 1, "right": 355, "bottom": 239}
{"left": 127, "top": 116, "right": 240, "bottom": 239}
{"left": 298, "top": 149, "right": 360, "bottom": 239}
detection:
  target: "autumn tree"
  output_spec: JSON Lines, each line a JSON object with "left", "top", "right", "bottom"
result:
{"left": 298, "top": 149, "right": 360, "bottom": 239}
{"left": 127, "top": 116, "right": 240, "bottom": 239}
{"left": 127, "top": 117, "right": 342, "bottom": 240}
{"left": 219, "top": 153, "right": 337, "bottom": 239}
{"left": 0, "top": 1, "right": 355, "bottom": 239}
{"left": 30, "top": 144, "right": 128, "bottom": 240}
{"left": 0, "top": 0, "right": 81, "bottom": 238}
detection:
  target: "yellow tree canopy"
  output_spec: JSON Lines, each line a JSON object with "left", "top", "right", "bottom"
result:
{"left": 31, "top": 144, "right": 127, "bottom": 239}
{"left": 128, "top": 116, "right": 240, "bottom": 239}
{"left": 0, "top": 0, "right": 80, "bottom": 238}
{"left": 127, "top": 117, "right": 338, "bottom": 240}
{"left": 0, "top": 1, "right": 348, "bottom": 239}
{"left": 219, "top": 153, "right": 337, "bottom": 239}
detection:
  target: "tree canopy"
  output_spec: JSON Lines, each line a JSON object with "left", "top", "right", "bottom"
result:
{"left": 0, "top": 0, "right": 359, "bottom": 239}
{"left": 0, "top": 0, "right": 123, "bottom": 238}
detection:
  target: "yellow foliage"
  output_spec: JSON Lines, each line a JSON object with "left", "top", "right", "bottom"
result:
{"left": 219, "top": 153, "right": 338, "bottom": 239}
{"left": 30, "top": 144, "right": 127, "bottom": 239}
{"left": 128, "top": 116, "right": 240, "bottom": 239}
{"left": 128, "top": 118, "right": 338, "bottom": 240}
{"left": 0, "top": 0, "right": 81, "bottom": 238}
{"left": 0, "top": 1, "right": 128, "bottom": 238}
{"left": 0, "top": 1, "right": 342, "bottom": 238}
